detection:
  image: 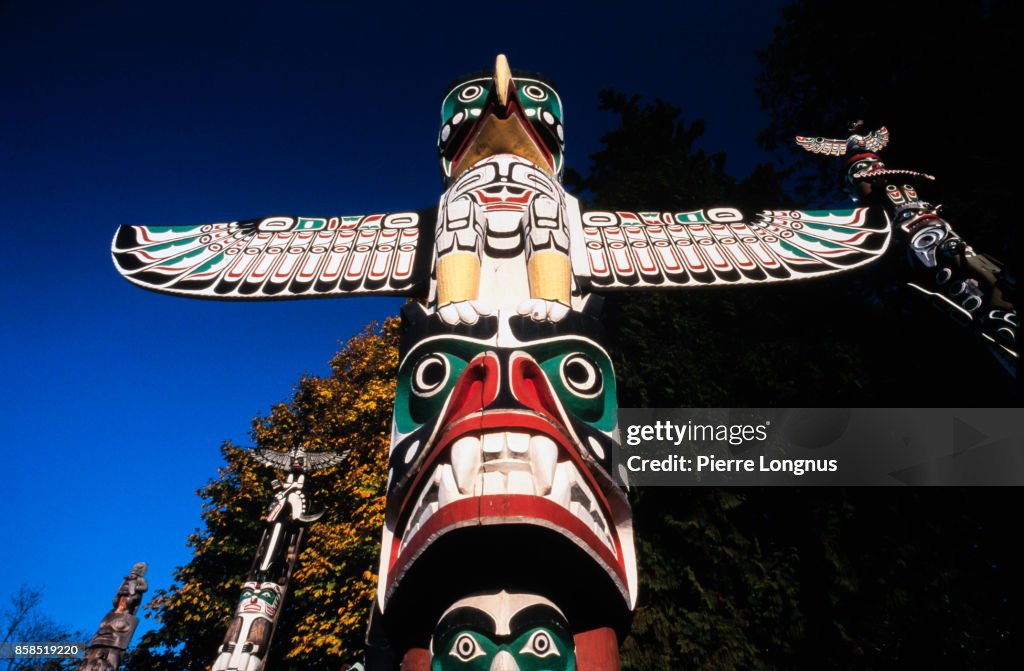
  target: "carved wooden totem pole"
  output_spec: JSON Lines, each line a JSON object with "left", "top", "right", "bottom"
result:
{"left": 212, "top": 446, "right": 343, "bottom": 671}
{"left": 112, "top": 55, "right": 997, "bottom": 669}
{"left": 797, "top": 124, "right": 1017, "bottom": 374}
{"left": 79, "top": 563, "right": 148, "bottom": 671}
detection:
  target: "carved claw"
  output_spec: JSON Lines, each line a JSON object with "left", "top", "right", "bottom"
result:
{"left": 516, "top": 299, "right": 571, "bottom": 323}
{"left": 437, "top": 300, "right": 494, "bottom": 326}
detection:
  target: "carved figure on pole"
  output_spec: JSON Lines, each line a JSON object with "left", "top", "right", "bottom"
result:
{"left": 112, "top": 54, "right": 1011, "bottom": 669}
{"left": 211, "top": 446, "right": 342, "bottom": 671}
{"left": 797, "top": 122, "right": 1017, "bottom": 373}
{"left": 78, "top": 563, "right": 148, "bottom": 671}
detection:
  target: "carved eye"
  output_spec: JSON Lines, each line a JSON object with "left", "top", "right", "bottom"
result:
{"left": 560, "top": 354, "right": 602, "bottom": 398}
{"left": 449, "top": 633, "right": 485, "bottom": 662}
{"left": 458, "top": 85, "right": 483, "bottom": 102}
{"left": 412, "top": 354, "right": 450, "bottom": 397}
{"left": 520, "top": 630, "right": 560, "bottom": 658}
{"left": 521, "top": 84, "right": 548, "bottom": 101}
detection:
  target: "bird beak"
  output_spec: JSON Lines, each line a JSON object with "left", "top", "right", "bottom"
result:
{"left": 494, "top": 53, "right": 512, "bottom": 109}
{"left": 489, "top": 650, "right": 521, "bottom": 671}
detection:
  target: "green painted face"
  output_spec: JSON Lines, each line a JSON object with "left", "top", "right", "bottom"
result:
{"left": 393, "top": 336, "right": 616, "bottom": 437}
{"left": 438, "top": 75, "right": 565, "bottom": 179}
{"left": 238, "top": 585, "right": 279, "bottom": 606}
{"left": 431, "top": 626, "right": 576, "bottom": 671}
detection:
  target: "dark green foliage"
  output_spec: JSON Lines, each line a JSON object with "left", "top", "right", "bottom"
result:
{"left": 565, "top": 7, "right": 1015, "bottom": 666}
{"left": 756, "top": 0, "right": 1014, "bottom": 259}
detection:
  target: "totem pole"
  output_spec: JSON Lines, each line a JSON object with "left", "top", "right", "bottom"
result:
{"left": 797, "top": 124, "right": 1017, "bottom": 374}
{"left": 114, "top": 55, "right": 907, "bottom": 670}
{"left": 78, "top": 563, "right": 148, "bottom": 671}
{"left": 211, "top": 446, "right": 343, "bottom": 671}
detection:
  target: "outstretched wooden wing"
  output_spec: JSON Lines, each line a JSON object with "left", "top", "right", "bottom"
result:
{"left": 571, "top": 207, "right": 889, "bottom": 290}
{"left": 112, "top": 211, "right": 433, "bottom": 299}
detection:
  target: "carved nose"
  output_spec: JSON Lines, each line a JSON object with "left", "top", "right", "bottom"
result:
{"left": 439, "top": 352, "right": 501, "bottom": 426}
{"left": 508, "top": 351, "right": 563, "bottom": 422}
{"left": 490, "top": 650, "right": 521, "bottom": 671}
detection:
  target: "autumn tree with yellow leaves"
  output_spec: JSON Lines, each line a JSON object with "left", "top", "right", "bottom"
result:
{"left": 125, "top": 319, "right": 400, "bottom": 671}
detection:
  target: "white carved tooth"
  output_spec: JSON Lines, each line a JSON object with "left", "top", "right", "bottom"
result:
{"left": 570, "top": 502, "right": 587, "bottom": 523}
{"left": 506, "top": 470, "right": 536, "bottom": 495}
{"left": 438, "top": 464, "right": 461, "bottom": 507}
{"left": 416, "top": 504, "right": 434, "bottom": 531}
{"left": 549, "top": 462, "right": 571, "bottom": 508}
{"left": 482, "top": 471, "right": 506, "bottom": 494}
{"left": 482, "top": 432, "right": 505, "bottom": 455}
{"left": 507, "top": 432, "right": 530, "bottom": 454}
{"left": 529, "top": 435, "right": 558, "bottom": 495}
{"left": 451, "top": 435, "right": 481, "bottom": 494}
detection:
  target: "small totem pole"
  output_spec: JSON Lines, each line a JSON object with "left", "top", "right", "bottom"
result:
{"left": 78, "top": 563, "right": 148, "bottom": 671}
{"left": 211, "top": 446, "right": 343, "bottom": 671}
{"left": 111, "top": 55, "right": 1008, "bottom": 669}
{"left": 796, "top": 123, "right": 1017, "bottom": 373}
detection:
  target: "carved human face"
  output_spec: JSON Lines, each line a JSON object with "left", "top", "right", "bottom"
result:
{"left": 378, "top": 307, "right": 636, "bottom": 624}
{"left": 431, "top": 592, "right": 576, "bottom": 671}
{"left": 237, "top": 582, "right": 282, "bottom": 618}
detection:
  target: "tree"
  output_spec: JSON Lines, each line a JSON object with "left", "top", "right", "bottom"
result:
{"left": 1, "top": 585, "right": 83, "bottom": 671}
{"left": 126, "top": 319, "right": 400, "bottom": 671}
{"left": 565, "top": 91, "right": 1012, "bottom": 669}
{"left": 755, "top": 0, "right": 1013, "bottom": 258}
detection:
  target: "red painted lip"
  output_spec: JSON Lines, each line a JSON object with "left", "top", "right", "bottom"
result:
{"left": 389, "top": 410, "right": 625, "bottom": 596}
{"left": 395, "top": 409, "right": 614, "bottom": 534}
{"left": 386, "top": 495, "right": 629, "bottom": 599}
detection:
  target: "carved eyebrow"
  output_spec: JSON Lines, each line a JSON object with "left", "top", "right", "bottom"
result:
{"left": 434, "top": 607, "right": 497, "bottom": 643}
{"left": 508, "top": 604, "right": 571, "bottom": 638}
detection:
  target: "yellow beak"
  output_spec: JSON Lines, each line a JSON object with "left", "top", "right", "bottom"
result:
{"left": 494, "top": 53, "right": 511, "bottom": 108}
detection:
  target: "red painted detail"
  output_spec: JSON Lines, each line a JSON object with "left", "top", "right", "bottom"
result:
{"left": 845, "top": 151, "right": 880, "bottom": 166}
{"left": 508, "top": 352, "right": 564, "bottom": 423}
{"left": 439, "top": 352, "right": 501, "bottom": 428}
{"left": 474, "top": 189, "right": 535, "bottom": 205}
{"left": 400, "top": 648, "right": 430, "bottom": 671}
{"left": 387, "top": 495, "right": 627, "bottom": 595}
{"left": 574, "top": 628, "right": 621, "bottom": 671}
{"left": 482, "top": 204, "right": 529, "bottom": 212}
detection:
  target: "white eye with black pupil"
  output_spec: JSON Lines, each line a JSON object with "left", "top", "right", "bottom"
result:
{"left": 560, "top": 354, "right": 602, "bottom": 397}
{"left": 412, "top": 354, "right": 450, "bottom": 397}
{"left": 522, "top": 84, "right": 548, "bottom": 101}
{"left": 520, "top": 630, "right": 559, "bottom": 658}
{"left": 458, "top": 85, "right": 483, "bottom": 102}
{"left": 449, "top": 633, "right": 485, "bottom": 662}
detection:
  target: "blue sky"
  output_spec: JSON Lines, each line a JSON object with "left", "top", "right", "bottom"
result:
{"left": 0, "top": 0, "right": 792, "bottom": 642}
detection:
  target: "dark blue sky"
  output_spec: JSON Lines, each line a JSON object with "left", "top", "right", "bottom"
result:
{"left": 1, "top": 0, "right": 789, "bottom": 640}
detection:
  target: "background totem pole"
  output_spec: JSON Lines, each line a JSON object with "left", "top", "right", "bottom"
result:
{"left": 796, "top": 124, "right": 1017, "bottom": 374}
{"left": 79, "top": 563, "right": 148, "bottom": 671}
{"left": 111, "top": 56, "right": 1010, "bottom": 670}
{"left": 212, "top": 446, "right": 343, "bottom": 671}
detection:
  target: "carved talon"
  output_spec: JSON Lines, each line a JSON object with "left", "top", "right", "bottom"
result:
{"left": 437, "top": 300, "right": 494, "bottom": 326}
{"left": 516, "top": 298, "right": 570, "bottom": 323}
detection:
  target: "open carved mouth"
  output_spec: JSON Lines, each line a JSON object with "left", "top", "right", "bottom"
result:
{"left": 382, "top": 409, "right": 629, "bottom": 603}
{"left": 399, "top": 429, "right": 614, "bottom": 556}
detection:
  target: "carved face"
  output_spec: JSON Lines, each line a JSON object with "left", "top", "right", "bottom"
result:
{"left": 431, "top": 592, "right": 576, "bottom": 671}
{"left": 439, "top": 70, "right": 564, "bottom": 181}
{"left": 237, "top": 582, "right": 282, "bottom": 618}
{"left": 378, "top": 307, "right": 637, "bottom": 624}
